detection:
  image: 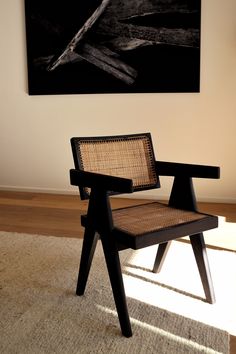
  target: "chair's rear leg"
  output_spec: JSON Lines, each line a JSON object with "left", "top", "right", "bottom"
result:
{"left": 153, "top": 241, "right": 172, "bottom": 273}
{"left": 76, "top": 228, "right": 99, "bottom": 296}
{"left": 190, "top": 233, "right": 216, "bottom": 304}
{"left": 101, "top": 236, "right": 132, "bottom": 337}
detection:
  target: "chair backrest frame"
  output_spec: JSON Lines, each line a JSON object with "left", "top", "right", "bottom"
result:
{"left": 71, "top": 133, "right": 160, "bottom": 200}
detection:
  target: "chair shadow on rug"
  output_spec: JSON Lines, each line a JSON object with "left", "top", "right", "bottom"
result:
{"left": 122, "top": 261, "right": 205, "bottom": 302}
{"left": 70, "top": 133, "right": 220, "bottom": 337}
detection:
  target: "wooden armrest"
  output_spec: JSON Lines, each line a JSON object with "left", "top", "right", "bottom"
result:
{"left": 70, "top": 169, "right": 133, "bottom": 194}
{"left": 156, "top": 161, "right": 220, "bottom": 179}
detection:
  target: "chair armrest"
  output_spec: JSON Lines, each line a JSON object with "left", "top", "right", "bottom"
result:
{"left": 156, "top": 161, "right": 220, "bottom": 179}
{"left": 70, "top": 169, "right": 133, "bottom": 194}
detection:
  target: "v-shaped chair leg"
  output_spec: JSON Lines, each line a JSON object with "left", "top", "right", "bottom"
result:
{"left": 153, "top": 241, "right": 172, "bottom": 273}
{"left": 76, "top": 228, "right": 99, "bottom": 296}
{"left": 101, "top": 235, "right": 132, "bottom": 337}
{"left": 190, "top": 233, "right": 216, "bottom": 304}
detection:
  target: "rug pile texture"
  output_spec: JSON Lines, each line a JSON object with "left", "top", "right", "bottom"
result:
{"left": 0, "top": 231, "right": 232, "bottom": 353}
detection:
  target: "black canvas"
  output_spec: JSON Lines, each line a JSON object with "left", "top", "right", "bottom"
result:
{"left": 25, "top": 0, "right": 201, "bottom": 95}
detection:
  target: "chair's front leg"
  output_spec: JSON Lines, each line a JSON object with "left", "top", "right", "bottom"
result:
{"left": 190, "top": 233, "right": 216, "bottom": 303}
{"left": 76, "top": 228, "right": 99, "bottom": 296}
{"left": 101, "top": 233, "right": 132, "bottom": 337}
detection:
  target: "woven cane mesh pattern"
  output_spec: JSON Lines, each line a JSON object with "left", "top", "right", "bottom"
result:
{"left": 113, "top": 202, "right": 207, "bottom": 236}
{"left": 77, "top": 135, "right": 158, "bottom": 190}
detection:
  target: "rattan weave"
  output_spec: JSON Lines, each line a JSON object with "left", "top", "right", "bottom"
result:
{"left": 113, "top": 202, "right": 207, "bottom": 236}
{"left": 77, "top": 135, "right": 158, "bottom": 190}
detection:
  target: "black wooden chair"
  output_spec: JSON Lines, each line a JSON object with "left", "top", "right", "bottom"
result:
{"left": 70, "top": 133, "right": 220, "bottom": 337}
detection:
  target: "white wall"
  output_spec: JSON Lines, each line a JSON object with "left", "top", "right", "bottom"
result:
{"left": 0, "top": 0, "right": 236, "bottom": 202}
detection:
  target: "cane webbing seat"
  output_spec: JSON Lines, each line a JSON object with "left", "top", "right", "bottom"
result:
{"left": 80, "top": 201, "right": 216, "bottom": 250}
{"left": 70, "top": 133, "right": 220, "bottom": 337}
{"left": 112, "top": 202, "right": 216, "bottom": 249}
{"left": 113, "top": 202, "right": 208, "bottom": 236}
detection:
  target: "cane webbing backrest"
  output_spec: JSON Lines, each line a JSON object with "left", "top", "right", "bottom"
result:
{"left": 71, "top": 133, "right": 160, "bottom": 198}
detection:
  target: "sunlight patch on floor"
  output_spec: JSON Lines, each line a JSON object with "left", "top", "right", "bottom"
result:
{"left": 121, "top": 240, "right": 236, "bottom": 335}
{"left": 185, "top": 216, "right": 236, "bottom": 251}
{"left": 97, "top": 305, "right": 223, "bottom": 354}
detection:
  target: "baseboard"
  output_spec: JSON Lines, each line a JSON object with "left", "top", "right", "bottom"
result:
{"left": 0, "top": 185, "right": 78, "bottom": 196}
{"left": 0, "top": 185, "right": 236, "bottom": 204}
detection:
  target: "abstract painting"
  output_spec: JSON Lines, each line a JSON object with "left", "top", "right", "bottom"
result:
{"left": 25, "top": 0, "right": 201, "bottom": 95}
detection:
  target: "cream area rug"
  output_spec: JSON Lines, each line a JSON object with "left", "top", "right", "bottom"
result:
{"left": 0, "top": 231, "right": 233, "bottom": 354}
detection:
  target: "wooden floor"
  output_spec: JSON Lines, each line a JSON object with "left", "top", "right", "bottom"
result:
{"left": 0, "top": 190, "right": 235, "bottom": 353}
